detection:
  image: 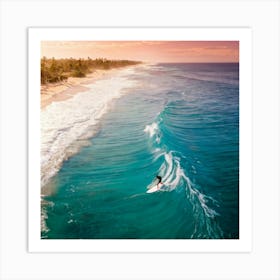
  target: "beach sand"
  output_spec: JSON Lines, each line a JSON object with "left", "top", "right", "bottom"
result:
{"left": 40, "top": 67, "right": 129, "bottom": 109}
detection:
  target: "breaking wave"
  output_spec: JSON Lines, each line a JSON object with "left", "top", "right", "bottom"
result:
{"left": 144, "top": 112, "right": 224, "bottom": 238}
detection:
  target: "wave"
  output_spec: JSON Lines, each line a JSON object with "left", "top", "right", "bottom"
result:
{"left": 158, "top": 63, "right": 239, "bottom": 86}
{"left": 41, "top": 68, "right": 138, "bottom": 187}
{"left": 178, "top": 71, "right": 239, "bottom": 86}
{"left": 144, "top": 115, "right": 224, "bottom": 238}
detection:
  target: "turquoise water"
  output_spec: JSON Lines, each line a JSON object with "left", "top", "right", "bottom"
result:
{"left": 42, "top": 63, "right": 239, "bottom": 239}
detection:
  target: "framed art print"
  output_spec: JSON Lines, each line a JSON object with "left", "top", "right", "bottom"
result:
{"left": 28, "top": 27, "right": 252, "bottom": 253}
{"left": 1, "top": 0, "right": 280, "bottom": 279}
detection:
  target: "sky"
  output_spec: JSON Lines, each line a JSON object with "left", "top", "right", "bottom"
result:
{"left": 41, "top": 41, "right": 239, "bottom": 63}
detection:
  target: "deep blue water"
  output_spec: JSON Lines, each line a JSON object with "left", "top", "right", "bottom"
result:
{"left": 41, "top": 63, "right": 239, "bottom": 239}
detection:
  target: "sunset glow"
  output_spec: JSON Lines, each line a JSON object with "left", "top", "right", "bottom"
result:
{"left": 41, "top": 41, "right": 239, "bottom": 63}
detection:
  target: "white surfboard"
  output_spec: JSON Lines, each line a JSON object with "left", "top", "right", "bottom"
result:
{"left": 146, "top": 183, "right": 163, "bottom": 193}
{"left": 146, "top": 185, "right": 159, "bottom": 193}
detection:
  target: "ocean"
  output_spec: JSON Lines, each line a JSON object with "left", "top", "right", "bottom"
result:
{"left": 41, "top": 63, "right": 239, "bottom": 239}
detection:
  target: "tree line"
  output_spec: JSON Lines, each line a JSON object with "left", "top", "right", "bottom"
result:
{"left": 41, "top": 57, "right": 141, "bottom": 84}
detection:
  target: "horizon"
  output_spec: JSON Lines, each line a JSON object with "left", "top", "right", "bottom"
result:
{"left": 41, "top": 41, "right": 239, "bottom": 63}
{"left": 41, "top": 57, "right": 239, "bottom": 64}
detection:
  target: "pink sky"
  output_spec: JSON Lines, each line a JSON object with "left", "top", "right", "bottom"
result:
{"left": 41, "top": 41, "right": 239, "bottom": 63}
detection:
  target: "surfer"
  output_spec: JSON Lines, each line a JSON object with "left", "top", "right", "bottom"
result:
{"left": 147, "top": 175, "right": 164, "bottom": 193}
{"left": 156, "top": 175, "right": 164, "bottom": 189}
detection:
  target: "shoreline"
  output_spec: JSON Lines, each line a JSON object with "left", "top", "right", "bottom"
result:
{"left": 41, "top": 65, "right": 140, "bottom": 109}
{"left": 40, "top": 64, "right": 143, "bottom": 188}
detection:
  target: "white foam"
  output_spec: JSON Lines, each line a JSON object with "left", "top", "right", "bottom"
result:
{"left": 162, "top": 153, "right": 173, "bottom": 182}
{"left": 183, "top": 173, "right": 220, "bottom": 218}
{"left": 158, "top": 151, "right": 221, "bottom": 219}
{"left": 143, "top": 122, "right": 158, "bottom": 137}
{"left": 41, "top": 68, "right": 138, "bottom": 187}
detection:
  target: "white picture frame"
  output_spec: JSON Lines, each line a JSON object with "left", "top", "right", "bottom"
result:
{"left": 29, "top": 27, "right": 251, "bottom": 253}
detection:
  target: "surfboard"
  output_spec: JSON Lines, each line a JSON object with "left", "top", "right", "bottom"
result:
{"left": 146, "top": 183, "right": 163, "bottom": 193}
{"left": 146, "top": 185, "right": 159, "bottom": 193}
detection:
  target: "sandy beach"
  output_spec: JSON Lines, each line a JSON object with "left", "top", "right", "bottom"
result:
{"left": 40, "top": 68, "right": 127, "bottom": 109}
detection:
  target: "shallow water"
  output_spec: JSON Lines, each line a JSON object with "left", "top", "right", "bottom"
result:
{"left": 41, "top": 63, "right": 239, "bottom": 239}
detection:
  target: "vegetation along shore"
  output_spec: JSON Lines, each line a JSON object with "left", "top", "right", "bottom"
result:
{"left": 41, "top": 57, "right": 141, "bottom": 84}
